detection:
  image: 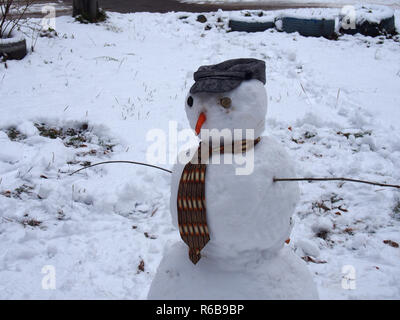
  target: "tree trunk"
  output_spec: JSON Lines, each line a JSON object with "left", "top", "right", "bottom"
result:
{"left": 73, "top": 0, "right": 99, "bottom": 22}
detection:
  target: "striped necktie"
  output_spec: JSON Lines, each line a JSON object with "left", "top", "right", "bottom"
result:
{"left": 177, "top": 137, "right": 261, "bottom": 264}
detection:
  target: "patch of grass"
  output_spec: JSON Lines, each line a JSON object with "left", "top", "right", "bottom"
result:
{"left": 34, "top": 122, "right": 95, "bottom": 148}
{"left": 75, "top": 9, "right": 107, "bottom": 24}
{"left": 22, "top": 218, "right": 42, "bottom": 228}
{"left": 15, "top": 184, "right": 34, "bottom": 196}
{"left": 0, "top": 190, "right": 11, "bottom": 198}
{"left": 330, "top": 194, "right": 343, "bottom": 203}
{"left": 66, "top": 135, "right": 87, "bottom": 146}
{"left": 304, "top": 131, "right": 316, "bottom": 139}
{"left": 35, "top": 123, "right": 63, "bottom": 139}
{"left": 337, "top": 130, "right": 372, "bottom": 139}
{"left": 80, "top": 161, "right": 92, "bottom": 167}
{"left": 312, "top": 194, "right": 348, "bottom": 214}
{"left": 312, "top": 200, "right": 330, "bottom": 213}
{"left": 34, "top": 123, "right": 115, "bottom": 155}
{"left": 291, "top": 137, "right": 305, "bottom": 144}
{"left": 5, "top": 127, "right": 26, "bottom": 141}
{"left": 1, "top": 184, "right": 36, "bottom": 199}
{"left": 316, "top": 230, "right": 329, "bottom": 240}
{"left": 31, "top": 121, "right": 115, "bottom": 171}
{"left": 98, "top": 140, "right": 115, "bottom": 153}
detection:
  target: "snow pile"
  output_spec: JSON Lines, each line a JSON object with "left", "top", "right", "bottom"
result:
{"left": 0, "top": 28, "right": 26, "bottom": 44}
{"left": 230, "top": 5, "right": 395, "bottom": 24}
{"left": 275, "top": 7, "right": 340, "bottom": 20}
{"left": 0, "top": 34, "right": 26, "bottom": 45}
{"left": 229, "top": 10, "right": 276, "bottom": 23}
{"left": 0, "top": 10, "right": 400, "bottom": 299}
{"left": 352, "top": 4, "right": 394, "bottom": 23}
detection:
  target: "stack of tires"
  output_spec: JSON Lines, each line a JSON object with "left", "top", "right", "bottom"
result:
{"left": 229, "top": 19, "right": 275, "bottom": 32}
{"left": 228, "top": 5, "right": 396, "bottom": 38}
{"left": 228, "top": 11, "right": 275, "bottom": 33}
{"left": 276, "top": 16, "right": 336, "bottom": 38}
{"left": 340, "top": 5, "right": 395, "bottom": 37}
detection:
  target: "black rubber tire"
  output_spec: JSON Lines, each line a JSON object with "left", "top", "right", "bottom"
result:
{"left": 280, "top": 17, "right": 335, "bottom": 38}
{"left": 0, "top": 37, "right": 27, "bottom": 60}
{"left": 340, "top": 15, "right": 396, "bottom": 37}
{"left": 228, "top": 19, "right": 275, "bottom": 32}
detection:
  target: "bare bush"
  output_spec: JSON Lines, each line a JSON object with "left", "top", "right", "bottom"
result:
{"left": 0, "top": 0, "right": 37, "bottom": 38}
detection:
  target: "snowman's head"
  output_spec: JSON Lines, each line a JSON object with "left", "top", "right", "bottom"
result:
{"left": 186, "top": 59, "right": 268, "bottom": 143}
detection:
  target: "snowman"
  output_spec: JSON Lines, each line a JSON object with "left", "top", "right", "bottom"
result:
{"left": 148, "top": 58, "right": 318, "bottom": 299}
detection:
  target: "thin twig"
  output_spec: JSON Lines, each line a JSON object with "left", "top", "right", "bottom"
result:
{"left": 68, "top": 160, "right": 399, "bottom": 190}
{"left": 0, "top": 1, "right": 12, "bottom": 38}
{"left": 299, "top": 81, "right": 312, "bottom": 105}
{"left": 335, "top": 88, "right": 341, "bottom": 108}
{"left": 7, "top": 0, "right": 35, "bottom": 38}
{"left": 273, "top": 177, "right": 400, "bottom": 189}
{"left": 69, "top": 160, "right": 172, "bottom": 176}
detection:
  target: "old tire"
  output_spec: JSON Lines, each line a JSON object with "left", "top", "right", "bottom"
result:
{"left": 228, "top": 19, "right": 275, "bottom": 32}
{"left": 341, "top": 15, "right": 395, "bottom": 36}
{"left": 0, "top": 35, "right": 27, "bottom": 60}
{"left": 280, "top": 17, "right": 336, "bottom": 38}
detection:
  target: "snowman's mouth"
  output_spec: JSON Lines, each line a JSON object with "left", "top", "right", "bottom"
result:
{"left": 195, "top": 112, "right": 206, "bottom": 135}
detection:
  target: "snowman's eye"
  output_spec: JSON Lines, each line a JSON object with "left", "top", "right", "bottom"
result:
{"left": 220, "top": 97, "right": 231, "bottom": 108}
{"left": 187, "top": 96, "right": 194, "bottom": 107}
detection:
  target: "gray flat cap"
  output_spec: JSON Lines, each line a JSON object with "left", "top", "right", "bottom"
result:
{"left": 190, "top": 58, "right": 266, "bottom": 94}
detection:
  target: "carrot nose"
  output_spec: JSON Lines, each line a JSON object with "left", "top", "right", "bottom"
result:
{"left": 195, "top": 112, "right": 206, "bottom": 136}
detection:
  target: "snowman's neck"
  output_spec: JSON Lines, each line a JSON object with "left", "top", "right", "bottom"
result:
{"left": 192, "top": 137, "right": 261, "bottom": 164}
{"left": 202, "top": 136, "right": 261, "bottom": 153}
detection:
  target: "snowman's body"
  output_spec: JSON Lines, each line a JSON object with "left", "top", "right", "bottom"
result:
{"left": 147, "top": 60, "right": 318, "bottom": 299}
{"left": 148, "top": 138, "right": 318, "bottom": 299}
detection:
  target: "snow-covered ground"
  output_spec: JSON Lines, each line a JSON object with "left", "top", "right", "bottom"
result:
{"left": 1, "top": 9, "right": 400, "bottom": 299}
